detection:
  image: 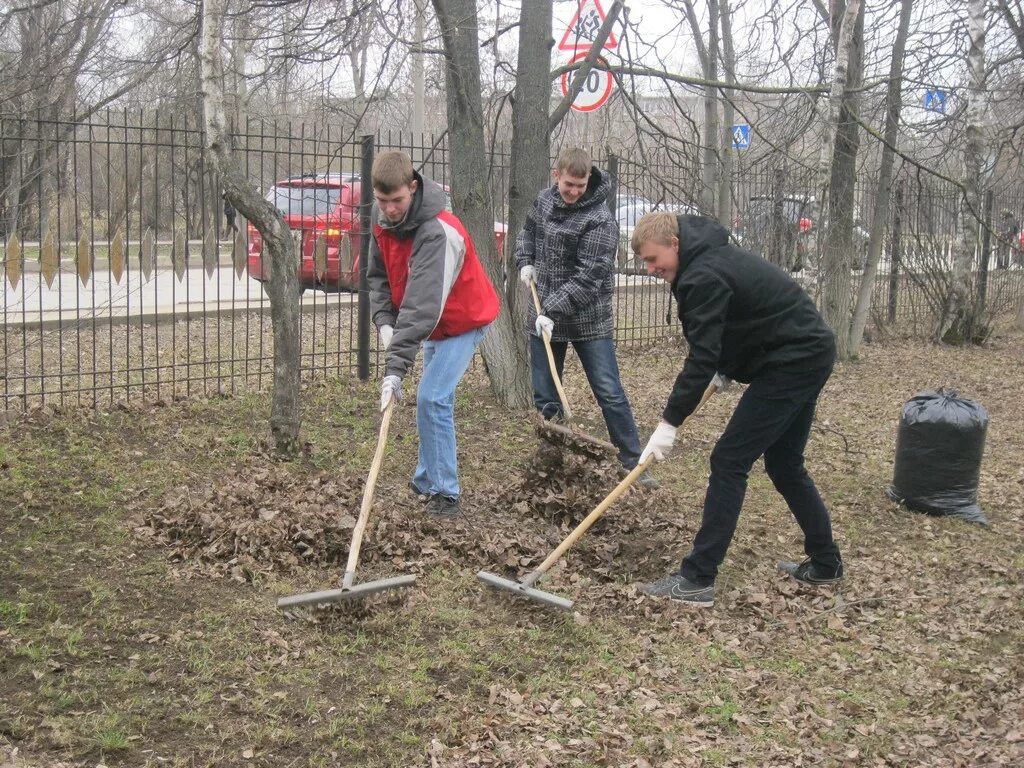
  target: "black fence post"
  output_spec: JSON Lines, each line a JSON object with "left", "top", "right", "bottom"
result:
{"left": 606, "top": 152, "right": 619, "bottom": 214}
{"left": 978, "top": 189, "right": 994, "bottom": 315}
{"left": 358, "top": 134, "right": 374, "bottom": 381}
{"left": 888, "top": 182, "right": 904, "bottom": 324}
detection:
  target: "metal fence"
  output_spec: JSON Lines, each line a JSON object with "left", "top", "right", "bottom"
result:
{"left": 2, "top": 111, "right": 1022, "bottom": 410}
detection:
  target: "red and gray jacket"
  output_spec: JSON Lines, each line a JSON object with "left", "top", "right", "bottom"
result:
{"left": 367, "top": 173, "right": 499, "bottom": 379}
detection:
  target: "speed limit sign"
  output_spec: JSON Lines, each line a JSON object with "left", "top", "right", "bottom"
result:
{"left": 560, "top": 52, "right": 614, "bottom": 113}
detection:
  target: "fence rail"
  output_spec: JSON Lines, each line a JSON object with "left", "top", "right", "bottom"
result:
{"left": 2, "top": 111, "right": 1022, "bottom": 410}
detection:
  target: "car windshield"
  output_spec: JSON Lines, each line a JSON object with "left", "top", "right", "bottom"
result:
{"left": 267, "top": 184, "right": 341, "bottom": 216}
{"left": 748, "top": 198, "right": 807, "bottom": 224}
{"left": 616, "top": 201, "right": 652, "bottom": 228}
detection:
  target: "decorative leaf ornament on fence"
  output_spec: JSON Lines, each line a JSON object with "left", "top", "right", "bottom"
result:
{"left": 314, "top": 236, "right": 327, "bottom": 280}
{"left": 233, "top": 231, "right": 247, "bottom": 278}
{"left": 77, "top": 230, "right": 92, "bottom": 286}
{"left": 204, "top": 225, "right": 218, "bottom": 277}
{"left": 111, "top": 225, "right": 126, "bottom": 283}
{"left": 5, "top": 234, "right": 22, "bottom": 289}
{"left": 173, "top": 227, "right": 186, "bottom": 280}
{"left": 40, "top": 230, "right": 59, "bottom": 288}
{"left": 141, "top": 228, "right": 156, "bottom": 280}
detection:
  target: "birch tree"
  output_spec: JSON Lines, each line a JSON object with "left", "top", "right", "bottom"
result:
{"left": 939, "top": 0, "right": 988, "bottom": 344}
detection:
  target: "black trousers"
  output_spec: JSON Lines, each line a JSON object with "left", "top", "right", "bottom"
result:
{"left": 680, "top": 363, "right": 842, "bottom": 586}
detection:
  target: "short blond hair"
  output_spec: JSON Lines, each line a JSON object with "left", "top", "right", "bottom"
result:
{"left": 631, "top": 211, "right": 678, "bottom": 255}
{"left": 371, "top": 151, "right": 415, "bottom": 193}
{"left": 555, "top": 147, "right": 591, "bottom": 177}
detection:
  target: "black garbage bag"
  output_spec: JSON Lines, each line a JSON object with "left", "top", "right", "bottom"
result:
{"left": 887, "top": 388, "right": 989, "bottom": 525}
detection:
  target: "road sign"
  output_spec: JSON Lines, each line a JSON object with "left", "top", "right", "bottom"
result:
{"left": 558, "top": 0, "right": 619, "bottom": 53}
{"left": 560, "top": 53, "right": 614, "bottom": 113}
{"left": 731, "top": 124, "right": 750, "bottom": 150}
{"left": 924, "top": 89, "right": 947, "bottom": 114}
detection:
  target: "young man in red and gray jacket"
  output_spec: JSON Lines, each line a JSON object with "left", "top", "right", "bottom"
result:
{"left": 367, "top": 151, "right": 499, "bottom": 518}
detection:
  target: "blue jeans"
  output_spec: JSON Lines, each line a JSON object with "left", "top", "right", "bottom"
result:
{"left": 411, "top": 326, "right": 488, "bottom": 499}
{"left": 529, "top": 334, "right": 642, "bottom": 468}
{"left": 680, "top": 364, "right": 841, "bottom": 586}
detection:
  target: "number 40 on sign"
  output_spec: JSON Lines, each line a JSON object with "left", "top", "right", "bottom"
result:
{"left": 560, "top": 52, "right": 614, "bottom": 113}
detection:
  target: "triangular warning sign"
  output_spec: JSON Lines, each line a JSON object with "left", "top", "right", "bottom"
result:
{"left": 557, "top": 0, "right": 619, "bottom": 53}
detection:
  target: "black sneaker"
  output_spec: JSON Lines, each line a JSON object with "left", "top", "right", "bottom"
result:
{"left": 638, "top": 573, "right": 714, "bottom": 607}
{"left": 408, "top": 481, "right": 429, "bottom": 503}
{"left": 425, "top": 494, "right": 462, "bottom": 518}
{"left": 778, "top": 558, "right": 844, "bottom": 585}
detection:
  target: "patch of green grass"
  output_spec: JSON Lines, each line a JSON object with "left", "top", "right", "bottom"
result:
{"left": 704, "top": 699, "right": 740, "bottom": 728}
{"left": 0, "top": 599, "right": 29, "bottom": 626}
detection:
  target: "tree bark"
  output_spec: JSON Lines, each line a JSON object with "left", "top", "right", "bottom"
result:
{"left": 939, "top": 0, "right": 987, "bottom": 344}
{"left": 848, "top": 0, "right": 913, "bottom": 356}
{"left": 717, "top": 0, "right": 737, "bottom": 227}
{"left": 818, "top": 0, "right": 862, "bottom": 360}
{"left": 200, "top": 0, "right": 302, "bottom": 455}
{"left": 504, "top": 0, "right": 553, "bottom": 405}
{"left": 432, "top": 0, "right": 531, "bottom": 408}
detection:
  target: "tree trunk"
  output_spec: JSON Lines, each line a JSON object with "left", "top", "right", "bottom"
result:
{"left": 717, "top": 0, "right": 737, "bottom": 227}
{"left": 849, "top": 0, "right": 913, "bottom": 356}
{"left": 200, "top": 0, "right": 302, "bottom": 455}
{"left": 817, "top": 0, "right": 862, "bottom": 360}
{"left": 939, "top": 0, "right": 987, "bottom": 344}
{"left": 503, "top": 0, "right": 553, "bottom": 406}
{"left": 432, "top": 0, "right": 531, "bottom": 408}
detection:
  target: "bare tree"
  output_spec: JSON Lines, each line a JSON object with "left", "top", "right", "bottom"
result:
{"left": 200, "top": 0, "right": 303, "bottom": 454}
{"left": 939, "top": 0, "right": 988, "bottom": 343}
{"left": 848, "top": 0, "right": 914, "bottom": 356}
{"left": 816, "top": 0, "right": 863, "bottom": 360}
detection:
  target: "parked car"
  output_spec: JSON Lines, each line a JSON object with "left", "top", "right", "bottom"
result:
{"left": 614, "top": 195, "right": 701, "bottom": 267}
{"left": 247, "top": 174, "right": 507, "bottom": 293}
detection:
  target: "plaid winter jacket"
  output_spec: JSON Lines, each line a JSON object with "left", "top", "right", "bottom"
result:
{"left": 514, "top": 167, "right": 617, "bottom": 342}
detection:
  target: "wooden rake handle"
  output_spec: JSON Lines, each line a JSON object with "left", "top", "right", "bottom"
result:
{"left": 342, "top": 397, "right": 394, "bottom": 589}
{"left": 522, "top": 379, "right": 720, "bottom": 588}
{"left": 529, "top": 280, "right": 572, "bottom": 419}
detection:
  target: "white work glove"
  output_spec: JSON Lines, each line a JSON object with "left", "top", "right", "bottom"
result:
{"left": 711, "top": 372, "right": 732, "bottom": 392}
{"left": 380, "top": 375, "right": 403, "bottom": 411}
{"left": 640, "top": 421, "right": 678, "bottom": 463}
{"left": 519, "top": 264, "right": 536, "bottom": 286}
{"left": 378, "top": 324, "right": 394, "bottom": 350}
{"left": 535, "top": 314, "right": 554, "bottom": 338}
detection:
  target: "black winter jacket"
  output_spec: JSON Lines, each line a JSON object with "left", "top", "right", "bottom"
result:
{"left": 663, "top": 215, "right": 836, "bottom": 427}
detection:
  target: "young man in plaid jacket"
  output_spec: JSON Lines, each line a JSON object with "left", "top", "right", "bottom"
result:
{"left": 514, "top": 148, "right": 656, "bottom": 488}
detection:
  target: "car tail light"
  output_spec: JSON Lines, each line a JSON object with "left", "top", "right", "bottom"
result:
{"left": 247, "top": 223, "right": 262, "bottom": 251}
{"left": 799, "top": 217, "right": 812, "bottom": 233}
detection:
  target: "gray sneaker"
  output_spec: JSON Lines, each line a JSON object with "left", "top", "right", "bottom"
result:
{"left": 778, "top": 558, "right": 844, "bottom": 585}
{"left": 638, "top": 573, "right": 714, "bottom": 606}
{"left": 634, "top": 470, "right": 660, "bottom": 490}
{"left": 619, "top": 466, "right": 660, "bottom": 489}
{"left": 425, "top": 494, "right": 462, "bottom": 518}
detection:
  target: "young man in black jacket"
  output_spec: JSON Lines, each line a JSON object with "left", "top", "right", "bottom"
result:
{"left": 632, "top": 211, "right": 843, "bottom": 607}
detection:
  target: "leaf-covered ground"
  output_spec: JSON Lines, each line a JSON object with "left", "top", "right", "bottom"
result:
{"left": 1, "top": 330, "right": 1023, "bottom": 767}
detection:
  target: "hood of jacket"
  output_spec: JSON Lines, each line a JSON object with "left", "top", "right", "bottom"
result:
{"left": 671, "top": 214, "right": 731, "bottom": 287}
{"left": 377, "top": 170, "right": 445, "bottom": 236}
{"left": 550, "top": 165, "right": 611, "bottom": 213}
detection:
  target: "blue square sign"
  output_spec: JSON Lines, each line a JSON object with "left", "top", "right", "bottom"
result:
{"left": 731, "top": 124, "right": 750, "bottom": 150}
{"left": 924, "top": 90, "right": 947, "bottom": 114}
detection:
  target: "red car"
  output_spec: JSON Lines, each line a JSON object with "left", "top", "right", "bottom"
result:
{"left": 247, "top": 174, "right": 507, "bottom": 293}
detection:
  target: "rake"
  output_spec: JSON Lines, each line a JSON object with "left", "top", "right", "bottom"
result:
{"left": 277, "top": 398, "right": 416, "bottom": 610}
{"left": 478, "top": 380, "right": 720, "bottom": 611}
